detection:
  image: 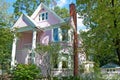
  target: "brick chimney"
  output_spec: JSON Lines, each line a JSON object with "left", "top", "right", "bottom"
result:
{"left": 69, "top": 3, "right": 78, "bottom": 76}
{"left": 70, "top": 3, "right": 77, "bottom": 30}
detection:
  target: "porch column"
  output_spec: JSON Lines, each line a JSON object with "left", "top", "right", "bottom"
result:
{"left": 31, "top": 30, "right": 37, "bottom": 63}
{"left": 58, "top": 54, "right": 62, "bottom": 70}
{"left": 68, "top": 55, "right": 72, "bottom": 69}
{"left": 11, "top": 36, "right": 17, "bottom": 68}
{"left": 58, "top": 28, "right": 62, "bottom": 41}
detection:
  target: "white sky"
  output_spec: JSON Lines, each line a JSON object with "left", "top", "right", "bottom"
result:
{"left": 77, "top": 13, "right": 86, "bottom": 32}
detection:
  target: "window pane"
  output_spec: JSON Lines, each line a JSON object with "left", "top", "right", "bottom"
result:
{"left": 53, "top": 28, "right": 59, "bottom": 42}
{"left": 42, "top": 13, "right": 44, "bottom": 20}
{"left": 46, "top": 12, "right": 48, "bottom": 19}
{"left": 39, "top": 14, "right": 41, "bottom": 21}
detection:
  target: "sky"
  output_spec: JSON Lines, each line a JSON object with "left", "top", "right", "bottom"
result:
{"left": 6, "top": 0, "right": 86, "bottom": 32}
{"left": 57, "top": 0, "right": 75, "bottom": 8}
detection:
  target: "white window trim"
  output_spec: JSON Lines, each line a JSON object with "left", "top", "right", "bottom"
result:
{"left": 52, "top": 27, "right": 59, "bottom": 42}
{"left": 39, "top": 12, "right": 48, "bottom": 21}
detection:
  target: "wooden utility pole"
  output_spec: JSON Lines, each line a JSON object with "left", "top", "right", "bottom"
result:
{"left": 69, "top": 3, "right": 78, "bottom": 76}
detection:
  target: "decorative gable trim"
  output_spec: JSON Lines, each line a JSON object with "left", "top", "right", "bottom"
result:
{"left": 24, "top": 14, "right": 38, "bottom": 27}
{"left": 12, "top": 14, "right": 23, "bottom": 28}
{"left": 31, "top": 3, "right": 42, "bottom": 19}
{"left": 13, "top": 14, "right": 39, "bottom": 28}
{"left": 31, "top": 3, "right": 64, "bottom": 23}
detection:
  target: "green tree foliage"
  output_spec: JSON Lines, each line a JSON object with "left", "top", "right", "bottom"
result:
{"left": 0, "top": 0, "right": 13, "bottom": 27}
{"left": 0, "top": 0, "right": 14, "bottom": 72}
{"left": 12, "top": 64, "right": 40, "bottom": 80}
{"left": 77, "top": 0, "right": 120, "bottom": 66}
{"left": 36, "top": 43, "right": 61, "bottom": 69}
{"left": 0, "top": 28, "right": 14, "bottom": 72}
{"left": 13, "top": 0, "right": 50, "bottom": 19}
{"left": 54, "top": 6, "right": 69, "bottom": 18}
{"left": 35, "top": 43, "right": 61, "bottom": 79}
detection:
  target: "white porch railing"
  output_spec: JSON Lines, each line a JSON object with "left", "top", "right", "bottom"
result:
{"left": 51, "top": 68, "right": 73, "bottom": 76}
{"left": 16, "top": 49, "right": 30, "bottom": 64}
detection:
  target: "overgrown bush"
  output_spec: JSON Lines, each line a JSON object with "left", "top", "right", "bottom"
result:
{"left": 12, "top": 64, "right": 41, "bottom": 80}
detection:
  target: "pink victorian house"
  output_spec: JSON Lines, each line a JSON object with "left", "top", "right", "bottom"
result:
{"left": 11, "top": 3, "right": 86, "bottom": 76}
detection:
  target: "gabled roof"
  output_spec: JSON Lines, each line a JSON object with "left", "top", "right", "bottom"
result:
{"left": 12, "top": 3, "right": 66, "bottom": 31}
{"left": 31, "top": 2, "right": 64, "bottom": 23}
{"left": 101, "top": 63, "right": 120, "bottom": 68}
{"left": 13, "top": 14, "right": 38, "bottom": 28}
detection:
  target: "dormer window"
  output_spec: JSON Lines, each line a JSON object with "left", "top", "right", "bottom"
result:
{"left": 42, "top": 13, "right": 45, "bottom": 20}
{"left": 39, "top": 12, "right": 48, "bottom": 21}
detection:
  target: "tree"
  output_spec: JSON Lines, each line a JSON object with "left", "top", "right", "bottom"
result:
{"left": 0, "top": 0, "right": 16, "bottom": 79}
{"left": 0, "top": 0, "right": 14, "bottom": 77}
{"left": 35, "top": 43, "right": 61, "bottom": 79}
{"left": 13, "top": 0, "right": 50, "bottom": 19}
{"left": 0, "top": 0, "right": 13, "bottom": 27}
{"left": 54, "top": 6, "right": 69, "bottom": 18}
{"left": 0, "top": 28, "right": 14, "bottom": 78}
{"left": 77, "top": 0, "right": 120, "bottom": 66}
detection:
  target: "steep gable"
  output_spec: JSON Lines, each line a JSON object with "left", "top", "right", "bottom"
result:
{"left": 13, "top": 14, "right": 37, "bottom": 28}
{"left": 12, "top": 3, "right": 65, "bottom": 31}
{"left": 31, "top": 3, "right": 64, "bottom": 28}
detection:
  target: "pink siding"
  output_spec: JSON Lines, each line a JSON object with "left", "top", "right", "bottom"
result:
{"left": 33, "top": 8, "right": 61, "bottom": 28}
{"left": 48, "top": 12, "right": 60, "bottom": 25}
{"left": 16, "top": 50, "right": 28, "bottom": 64}
{"left": 16, "top": 30, "right": 52, "bottom": 50}
{"left": 33, "top": 8, "right": 47, "bottom": 22}
{"left": 16, "top": 32, "right": 32, "bottom": 50}
{"left": 36, "top": 31, "right": 44, "bottom": 43}
{"left": 36, "top": 12, "right": 60, "bottom": 28}
{"left": 14, "top": 16, "right": 32, "bottom": 28}
{"left": 40, "top": 30, "right": 52, "bottom": 45}
{"left": 16, "top": 30, "right": 52, "bottom": 64}
{"left": 16, "top": 31, "right": 35, "bottom": 64}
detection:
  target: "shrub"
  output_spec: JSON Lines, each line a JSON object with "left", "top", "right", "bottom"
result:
{"left": 12, "top": 64, "right": 41, "bottom": 80}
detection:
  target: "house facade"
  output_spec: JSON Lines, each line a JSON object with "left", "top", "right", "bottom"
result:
{"left": 11, "top": 3, "right": 86, "bottom": 76}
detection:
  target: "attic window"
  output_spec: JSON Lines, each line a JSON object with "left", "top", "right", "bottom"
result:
{"left": 42, "top": 13, "right": 45, "bottom": 20}
{"left": 46, "top": 12, "right": 48, "bottom": 19}
{"left": 39, "top": 12, "right": 48, "bottom": 21}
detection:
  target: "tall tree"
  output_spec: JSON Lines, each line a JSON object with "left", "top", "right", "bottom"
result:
{"left": 77, "top": 0, "right": 120, "bottom": 66}
{"left": 0, "top": 0, "right": 14, "bottom": 76}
